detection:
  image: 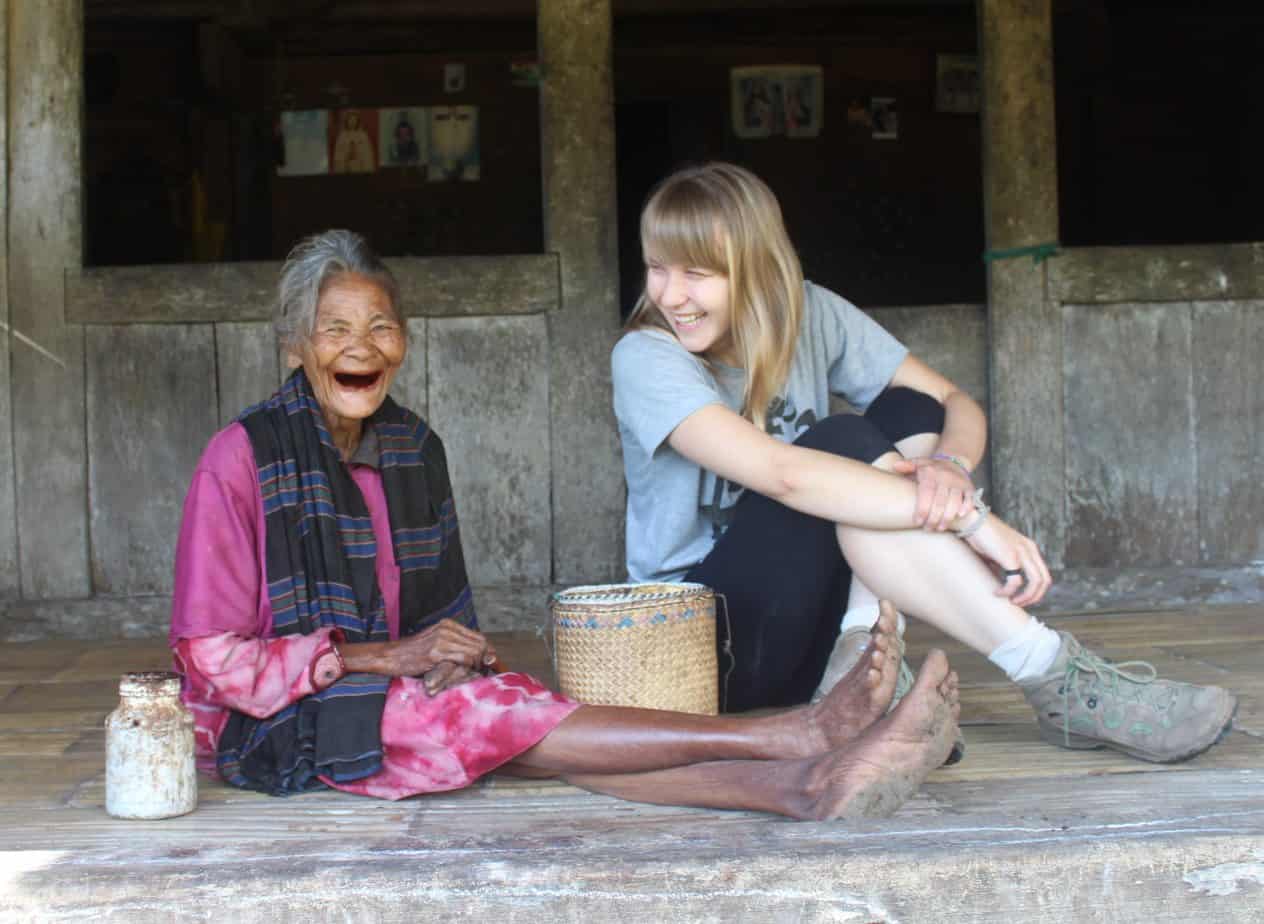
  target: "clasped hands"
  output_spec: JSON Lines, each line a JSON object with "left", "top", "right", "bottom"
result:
{"left": 893, "top": 454, "right": 1052, "bottom": 607}
{"left": 341, "top": 618, "right": 497, "bottom": 697}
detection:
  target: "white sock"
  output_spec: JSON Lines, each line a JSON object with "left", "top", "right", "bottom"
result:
{"left": 839, "top": 577, "right": 906, "bottom": 635}
{"left": 988, "top": 617, "right": 1062, "bottom": 683}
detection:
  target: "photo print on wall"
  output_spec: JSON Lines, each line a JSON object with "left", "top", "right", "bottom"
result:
{"left": 379, "top": 108, "right": 429, "bottom": 168}
{"left": 330, "top": 108, "right": 379, "bottom": 174}
{"left": 731, "top": 66, "right": 823, "bottom": 139}
{"left": 428, "top": 105, "right": 480, "bottom": 181}
{"left": 276, "top": 110, "right": 330, "bottom": 176}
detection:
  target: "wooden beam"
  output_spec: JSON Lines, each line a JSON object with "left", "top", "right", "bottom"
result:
{"left": 1051, "top": 243, "right": 1264, "bottom": 305}
{"left": 978, "top": 0, "right": 1064, "bottom": 565}
{"left": 84, "top": 0, "right": 971, "bottom": 21}
{"left": 539, "top": 0, "right": 625, "bottom": 583}
{"left": 0, "top": 0, "right": 15, "bottom": 599}
{"left": 66, "top": 254, "right": 559, "bottom": 323}
{"left": 8, "top": 1, "right": 90, "bottom": 597}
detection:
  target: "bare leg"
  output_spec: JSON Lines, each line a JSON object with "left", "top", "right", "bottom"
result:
{"left": 838, "top": 520, "right": 1030, "bottom": 653}
{"left": 548, "top": 651, "right": 959, "bottom": 821}
{"left": 512, "top": 611, "right": 902, "bottom": 777}
{"left": 834, "top": 448, "right": 1031, "bottom": 655}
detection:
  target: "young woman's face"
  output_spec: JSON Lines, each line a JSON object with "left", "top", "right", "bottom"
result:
{"left": 645, "top": 259, "right": 736, "bottom": 364}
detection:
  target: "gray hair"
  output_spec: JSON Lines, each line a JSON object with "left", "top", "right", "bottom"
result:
{"left": 274, "top": 230, "right": 402, "bottom": 354}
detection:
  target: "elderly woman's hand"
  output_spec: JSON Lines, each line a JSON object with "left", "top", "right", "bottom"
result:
{"left": 340, "top": 618, "right": 497, "bottom": 682}
{"left": 420, "top": 661, "right": 481, "bottom": 696}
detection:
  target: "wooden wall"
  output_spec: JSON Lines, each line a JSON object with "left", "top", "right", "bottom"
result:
{"left": 61, "top": 258, "right": 560, "bottom": 598}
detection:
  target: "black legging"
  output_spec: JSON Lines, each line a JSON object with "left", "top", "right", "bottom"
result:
{"left": 685, "top": 387, "right": 945, "bottom": 712}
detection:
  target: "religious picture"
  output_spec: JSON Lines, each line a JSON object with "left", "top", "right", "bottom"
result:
{"left": 427, "top": 105, "right": 480, "bottom": 181}
{"left": 870, "top": 97, "right": 899, "bottom": 140}
{"left": 330, "top": 108, "right": 379, "bottom": 174}
{"left": 731, "top": 68, "right": 782, "bottom": 139}
{"left": 936, "top": 53, "right": 980, "bottom": 114}
{"left": 782, "top": 67, "right": 823, "bottom": 138}
{"left": 378, "top": 108, "right": 428, "bottom": 168}
{"left": 276, "top": 110, "right": 330, "bottom": 176}
{"left": 731, "top": 66, "right": 823, "bottom": 139}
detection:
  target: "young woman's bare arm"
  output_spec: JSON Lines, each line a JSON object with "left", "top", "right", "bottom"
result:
{"left": 667, "top": 403, "right": 947, "bottom": 531}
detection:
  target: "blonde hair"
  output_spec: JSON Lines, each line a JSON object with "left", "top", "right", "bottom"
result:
{"left": 626, "top": 162, "right": 803, "bottom": 430}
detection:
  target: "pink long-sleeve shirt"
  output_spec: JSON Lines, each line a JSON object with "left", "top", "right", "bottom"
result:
{"left": 169, "top": 423, "right": 576, "bottom": 799}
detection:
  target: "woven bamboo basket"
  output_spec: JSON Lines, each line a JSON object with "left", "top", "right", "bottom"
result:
{"left": 550, "top": 582, "right": 718, "bottom": 715}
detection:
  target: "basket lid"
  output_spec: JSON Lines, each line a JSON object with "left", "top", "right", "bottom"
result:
{"left": 551, "top": 581, "right": 711, "bottom": 607}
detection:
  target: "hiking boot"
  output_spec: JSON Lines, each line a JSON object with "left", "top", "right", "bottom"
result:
{"left": 1020, "top": 631, "right": 1237, "bottom": 763}
{"left": 813, "top": 622, "right": 965, "bottom": 765}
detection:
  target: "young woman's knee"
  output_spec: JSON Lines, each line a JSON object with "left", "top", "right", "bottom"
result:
{"left": 793, "top": 414, "right": 894, "bottom": 464}
{"left": 864, "top": 386, "right": 945, "bottom": 443}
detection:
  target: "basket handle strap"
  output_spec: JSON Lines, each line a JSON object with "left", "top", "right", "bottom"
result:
{"left": 715, "top": 592, "right": 735, "bottom": 714}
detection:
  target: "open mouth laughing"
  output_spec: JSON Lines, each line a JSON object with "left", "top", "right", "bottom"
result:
{"left": 334, "top": 371, "right": 383, "bottom": 390}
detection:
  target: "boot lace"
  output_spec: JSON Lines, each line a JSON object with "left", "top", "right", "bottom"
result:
{"left": 1060, "top": 647, "right": 1162, "bottom": 745}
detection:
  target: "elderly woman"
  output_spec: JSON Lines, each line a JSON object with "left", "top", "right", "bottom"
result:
{"left": 169, "top": 230, "right": 961, "bottom": 819}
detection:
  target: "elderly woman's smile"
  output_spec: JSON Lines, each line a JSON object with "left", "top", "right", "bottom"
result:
{"left": 290, "top": 272, "right": 405, "bottom": 457}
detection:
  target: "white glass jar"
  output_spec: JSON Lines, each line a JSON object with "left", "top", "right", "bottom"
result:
{"left": 105, "top": 671, "right": 197, "bottom": 819}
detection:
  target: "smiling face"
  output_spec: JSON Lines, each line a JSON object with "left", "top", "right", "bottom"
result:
{"left": 290, "top": 273, "right": 405, "bottom": 446}
{"left": 645, "top": 257, "right": 736, "bottom": 365}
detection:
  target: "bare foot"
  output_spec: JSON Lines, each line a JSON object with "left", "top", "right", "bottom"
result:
{"left": 800, "top": 649, "right": 961, "bottom": 821}
{"left": 800, "top": 601, "right": 902, "bottom": 753}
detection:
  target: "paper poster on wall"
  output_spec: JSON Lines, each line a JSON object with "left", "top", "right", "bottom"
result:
{"left": 276, "top": 110, "right": 329, "bottom": 176}
{"left": 330, "top": 108, "right": 379, "bottom": 174}
{"left": 870, "top": 98, "right": 898, "bottom": 140}
{"left": 731, "top": 66, "right": 823, "bottom": 139}
{"left": 935, "top": 54, "right": 980, "bottom": 114}
{"left": 444, "top": 62, "right": 467, "bottom": 94}
{"left": 379, "top": 108, "right": 428, "bottom": 168}
{"left": 427, "top": 105, "right": 480, "bottom": 181}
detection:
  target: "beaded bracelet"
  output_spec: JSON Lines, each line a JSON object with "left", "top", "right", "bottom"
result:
{"left": 954, "top": 488, "right": 990, "bottom": 539}
{"left": 932, "top": 452, "right": 973, "bottom": 478}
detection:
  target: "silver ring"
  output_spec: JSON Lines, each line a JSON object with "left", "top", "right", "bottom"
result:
{"left": 1001, "top": 568, "right": 1024, "bottom": 579}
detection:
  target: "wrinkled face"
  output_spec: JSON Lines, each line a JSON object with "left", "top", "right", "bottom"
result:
{"left": 645, "top": 258, "right": 736, "bottom": 364}
{"left": 291, "top": 273, "right": 405, "bottom": 431}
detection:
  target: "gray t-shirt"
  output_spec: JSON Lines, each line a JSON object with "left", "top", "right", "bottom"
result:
{"left": 611, "top": 280, "right": 909, "bottom": 583}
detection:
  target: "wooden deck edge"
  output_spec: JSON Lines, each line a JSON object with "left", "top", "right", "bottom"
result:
{"left": 4, "top": 769, "right": 1262, "bottom": 922}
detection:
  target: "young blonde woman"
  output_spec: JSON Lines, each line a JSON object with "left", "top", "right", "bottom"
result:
{"left": 612, "top": 162, "right": 1236, "bottom": 764}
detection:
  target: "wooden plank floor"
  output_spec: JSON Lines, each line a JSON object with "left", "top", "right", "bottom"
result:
{"left": 2, "top": 606, "right": 1262, "bottom": 922}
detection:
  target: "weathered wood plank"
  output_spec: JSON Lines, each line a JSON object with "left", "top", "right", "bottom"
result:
{"left": 428, "top": 316, "right": 551, "bottom": 586}
{"left": 0, "top": 0, "right": 14, "bottom": 600}
{"left": 1, "top": 610, "right": 1262, "bottom": 921}
{"left": 1193, "top": 300, "right": 1264, "bottom": 563}
{"left": 1052, "top": 243, "right": 1264, "bottom": 305}
{"left": 213, "top": 321, "right": 280, "bottom": 425}
{"left": 387, "top": 318, "right": 428, "bottom": 421}
{"left": 1064, "top": 303, "right": 1198, "bottom": 566}
{"left": 2, "top": 775, "right": 1262, "bottom": 922}
{"left": 0, "top": 596, "right": 173, "bottom": 642}
{"left": 66, "top": 254, "right": 560, "bottom": 323}
{"left": 541, "top": 0, "right": 626, "bottom": 583}
{"left": 9, "top": 2, "right": 89, "bottom": 597}
{"left": 979, "top": 0, "right": 1065, "bottom": 565}
{"left": 1041, "top": 564, "right": 1264, "bottom": 614}
{"left": 86, "top": 325, "right": 220, "bottom": 596}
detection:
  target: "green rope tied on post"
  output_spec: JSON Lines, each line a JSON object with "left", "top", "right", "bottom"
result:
{"left": 982, "top": 241, "right": 1060, "bottom": 265}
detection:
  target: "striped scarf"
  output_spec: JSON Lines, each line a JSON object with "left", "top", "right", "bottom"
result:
{"left": 216, "top": 368, "right": 477, "bottom": 795}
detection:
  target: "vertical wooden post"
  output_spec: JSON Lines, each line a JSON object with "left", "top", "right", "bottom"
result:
{"left": 538, "top": 0, "right": 625, "bottom": 583}
{"left": 978, "top": 0, "right": 1065, "bottom": 565}
{"left": 0, "top": 0, "right": 16, "bottom": 598}
{"left": 8, "top": 1, "right": 89, "bottom": 597}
